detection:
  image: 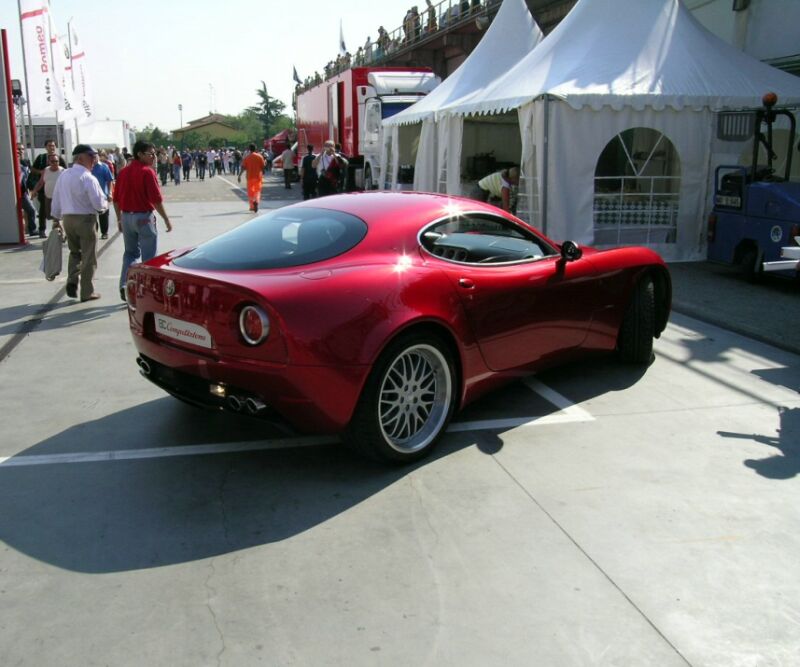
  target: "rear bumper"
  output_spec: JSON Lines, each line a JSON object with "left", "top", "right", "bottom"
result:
{"left": 132, "top": 332, "right": 368, "bottom": 434}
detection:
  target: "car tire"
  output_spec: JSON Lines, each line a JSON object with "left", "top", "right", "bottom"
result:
{"left": 740, "top": 247, "right": 760, "bottom": 283}
{"left": 364, "top": 165, "right": 374, "bottom": 191}
{"left": 617, "top": 276, "right": 655, "bottom": 364}
{"left": 346, "top": 332, "right": 456, "bottom": 463}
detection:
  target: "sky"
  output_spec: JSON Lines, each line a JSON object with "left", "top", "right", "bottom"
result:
{"left": 0, "top": 0, "right": 421, "bottom": 131}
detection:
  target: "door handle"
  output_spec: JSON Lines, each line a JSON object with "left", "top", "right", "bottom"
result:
{"left": 458, "top": 278, "right": 475, "bottom": 289}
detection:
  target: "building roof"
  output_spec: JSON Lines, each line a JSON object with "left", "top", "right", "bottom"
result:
{"left": 173, "top": 114, "right": 236, "bottom": 133}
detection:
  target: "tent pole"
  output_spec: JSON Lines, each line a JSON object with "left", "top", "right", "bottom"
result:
{"left": 541, "top": 94, "right": 550, "bottom": 236}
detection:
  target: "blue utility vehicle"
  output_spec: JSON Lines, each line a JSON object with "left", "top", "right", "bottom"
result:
{"left": 707, "top": 93, "right": 799, "bottom": 280}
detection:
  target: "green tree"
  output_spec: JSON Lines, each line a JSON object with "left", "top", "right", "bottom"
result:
{"left": 227, "top": 110, "right": 265, "bottom": 145}
{"left": 135, "top": 124, "right": 170, "bottom": 146}
{"left": 272, "top": 115, "right": 294, "bottom": 134}
{"left": 247, "top": 81, "right": 287, "bottom": 138}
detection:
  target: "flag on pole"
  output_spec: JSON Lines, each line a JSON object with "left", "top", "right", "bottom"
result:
{"left": 51, "top": 32, "right": 75, "bottom": 118}
{"left": 46, "top": 3, "right": 75, "bottom": 118}
{"left": 339, "top": 20, "right": 347, "bottom": 55}
{"left": 293, "top": 66, "right": 302, "bottom": 85}
{"left": 18, "top": 0, "right": 56, "bottom": 115}
{"left": 67, "top": 21, "right": 94, "bottom": 124}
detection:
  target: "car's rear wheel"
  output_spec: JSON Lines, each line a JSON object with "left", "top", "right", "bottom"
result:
{"left": 617, "top": 276, "right": 655, "bottom": 364}
{"left": 346, "top": 333, "right": 456, "bottom": 463}
{"left": 740, "top": 247, "right": 761, "bottom": 283}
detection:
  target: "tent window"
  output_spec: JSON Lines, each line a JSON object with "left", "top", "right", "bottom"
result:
{"left": 593, "top": 127, "right": 680, "bottom": 246}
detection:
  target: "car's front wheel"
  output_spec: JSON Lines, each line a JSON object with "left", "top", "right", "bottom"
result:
{"left": 346, "top": 333, "right": 456, "bottom": 463}
{"left": 617, "top": 276, "right": 655, "bottom": 364}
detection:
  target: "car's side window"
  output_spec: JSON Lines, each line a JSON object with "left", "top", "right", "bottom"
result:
{"left": 421, "top": 214, "right": 556, "bottom": 265}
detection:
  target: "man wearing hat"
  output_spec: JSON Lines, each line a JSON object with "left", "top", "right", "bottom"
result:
{"left": 50, "top": 144, "right": 108, "bottom": 302}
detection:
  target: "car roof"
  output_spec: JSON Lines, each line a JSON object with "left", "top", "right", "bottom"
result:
{"left": 289, "top": 192, "right": 528, "bottom": 242}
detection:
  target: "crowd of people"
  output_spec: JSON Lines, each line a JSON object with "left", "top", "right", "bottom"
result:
{"left": 16, "top": 139, "right": 171, "bottom": 303}
{"left": 235, "top": 140, "right": 349, "bottom": 211}
{"left": 17, "top": 140, "right": 131, "bottom": 239}
{"left": 153, "top": 147, "right": 253, "bottom": 185}
{"left": 295, "top": 0, "right": 498, "bottom": 93}
{"left": 14, "top": 135, "right": 355, "bottom": 300}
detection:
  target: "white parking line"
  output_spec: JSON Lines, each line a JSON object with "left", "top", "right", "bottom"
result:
{"left": 0, "top": 437, "right": 337, "bottom": 467}
{"left": 449, "top": 377, "right": 594, "bottom": 432}
{"left": 0, "top": 378, "right": 593, "bottom": 467}
{"left": 218, "top": 175, "right": 246, "bottom": 194}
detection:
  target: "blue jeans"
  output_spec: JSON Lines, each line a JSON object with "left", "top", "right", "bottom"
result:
{"left": 22, "top": 194, "right": 37, "bottom": 234}
{"left": 120, "top": 212, "right": 158, "bottom": 289}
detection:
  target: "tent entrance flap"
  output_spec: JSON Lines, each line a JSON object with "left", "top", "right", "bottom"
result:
{"left": 460, "top": 111, "right": 521, "bottom": 206}
{"left": 396, "top": 123, "right": 421, "bottom": 186}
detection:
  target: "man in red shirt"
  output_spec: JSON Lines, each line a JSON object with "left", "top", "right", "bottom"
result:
{"left": 238, "top": 143, "right": 266, "bottom": 212}
{"left": 114, "top": 140, "right": 173, "bottom": 301}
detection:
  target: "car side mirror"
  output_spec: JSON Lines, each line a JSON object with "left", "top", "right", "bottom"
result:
{"left": 560, "top": 240, "right": 583, "bottom": 262}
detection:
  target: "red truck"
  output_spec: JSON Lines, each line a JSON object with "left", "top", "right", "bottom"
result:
{"left": 294, "top": 66, "right": 439, "bottom": 190}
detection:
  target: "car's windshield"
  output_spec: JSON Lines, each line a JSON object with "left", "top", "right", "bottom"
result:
{"left": 173, "top": 207, "right": 367, "bottom": 271}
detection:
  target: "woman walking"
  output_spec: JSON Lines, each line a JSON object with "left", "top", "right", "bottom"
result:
{"left": 172, "top": 150, "right": 182, "bottom": 185}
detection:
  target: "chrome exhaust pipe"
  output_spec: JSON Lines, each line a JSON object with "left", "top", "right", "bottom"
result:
{"left": 245, "top": 397, "right": 267, "bottom": 414}
{"left": 137, "top": 357, "right": 151, "bottom": 376}
{"left": 227, "top": 395, "right": 243, "bottom": 412}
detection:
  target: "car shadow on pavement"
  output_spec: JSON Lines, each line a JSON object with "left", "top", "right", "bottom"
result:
{"left": 0, "top": 357, "right": 652, "bottom": 574}
{"left": 529, "top": 355, "right": 651, "bottom": 404}
{"left": 0, "top": 397, "right": 480, "bottom": 574}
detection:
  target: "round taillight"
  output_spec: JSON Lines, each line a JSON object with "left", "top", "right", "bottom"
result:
{"left": 239, "top": 305, "right": 270, "bottom": 345}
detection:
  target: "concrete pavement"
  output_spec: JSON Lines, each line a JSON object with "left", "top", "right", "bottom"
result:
{"left": 669, "top": 260, "right": 800, "bottom": 356}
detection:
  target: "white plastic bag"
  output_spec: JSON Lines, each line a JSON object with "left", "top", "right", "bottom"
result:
{"left": 39, "top": 227, "right": 65, "bottom": 281}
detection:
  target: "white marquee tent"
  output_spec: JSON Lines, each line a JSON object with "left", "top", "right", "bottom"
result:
{"left": 396, "top": 0, "right": 800, "bottom": 261}
{"left": 381, "top": 0, "right": 542, "bottom": 192}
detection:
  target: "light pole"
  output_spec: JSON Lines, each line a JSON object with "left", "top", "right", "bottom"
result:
{"left": 178, "top": 104, "right": 183, "bottom": 148}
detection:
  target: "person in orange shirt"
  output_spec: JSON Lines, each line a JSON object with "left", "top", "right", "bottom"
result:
{"left": 238, "top": 144, "right": 266, "bottom": 212}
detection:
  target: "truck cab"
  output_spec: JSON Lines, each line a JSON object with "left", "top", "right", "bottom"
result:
{"left": 295, "top": 67, "right": 439, "bottom": 193}
{"left": 358, "top": 70, "right": 439, "bottom": 190}
{"left": 707, "top": 93, "right": 799, "bottom": 280}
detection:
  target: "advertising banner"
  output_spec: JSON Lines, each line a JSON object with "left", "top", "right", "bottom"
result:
{"left": 52, "top": 31, "right": 75, "bottom": 119}
{"left": 19, "top": 0, "right": 56, "bottom": 116}
{"left": 67, "top": 22, "right": 94, "bottom": 124}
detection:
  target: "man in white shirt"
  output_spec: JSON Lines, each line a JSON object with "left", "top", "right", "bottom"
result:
{"left": 281, "top": 145, "right": 295, "bottom": 189}
{"left": 206, "top": 148, "right": 217, "bottom": 177}
{"left": 30, "top": 153, "right": 64, "bottom": 226}
{"left": 312, "top": 140, "right": 349, "bottom": 197}
{"left": 51, "top": 144, "right": 108, "bottom": 302}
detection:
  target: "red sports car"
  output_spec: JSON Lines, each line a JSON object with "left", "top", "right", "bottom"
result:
{"left": 127, "top": 192, "right": 671, "bottom": 463}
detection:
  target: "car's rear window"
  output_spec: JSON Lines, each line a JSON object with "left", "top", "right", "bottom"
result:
{"left": 173, "top": 207, "right": 367, "bottom": 271}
